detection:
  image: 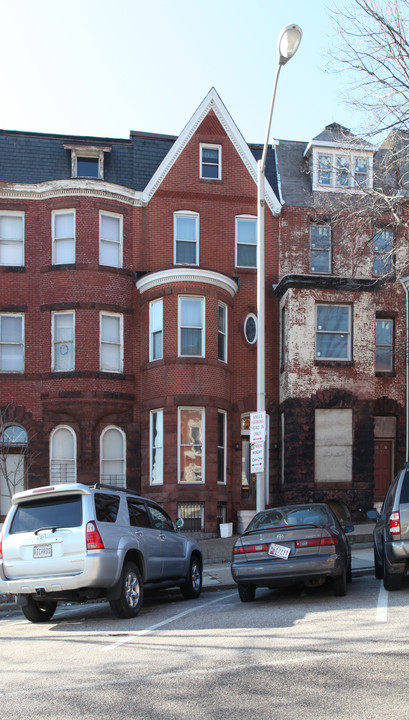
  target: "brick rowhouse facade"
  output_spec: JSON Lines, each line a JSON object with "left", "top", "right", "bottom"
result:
{"left": 0, "top": 91, "right": 408, "bottom": 530}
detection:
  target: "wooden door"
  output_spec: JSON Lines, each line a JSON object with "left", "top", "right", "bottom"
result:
{"left": 374, "top": 440, "right": 393, "bottom": 499}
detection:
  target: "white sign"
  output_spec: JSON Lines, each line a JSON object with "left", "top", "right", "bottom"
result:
{"left": 250, "top": 412, "right": 266, "bottom": 443}
{"left": 251, "top": 440, "right": 264, "bottom": 473}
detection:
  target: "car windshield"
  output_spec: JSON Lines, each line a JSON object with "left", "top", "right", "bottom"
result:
{"left": 246, "top": 506, "right": 331, "bottom": 532}
{"left": 10, "top": 495, "right": 83, "bottom": 534}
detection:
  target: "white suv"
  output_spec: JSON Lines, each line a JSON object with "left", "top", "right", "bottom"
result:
{"left": 0, "top": 483, "right": 203, "bottom": 622}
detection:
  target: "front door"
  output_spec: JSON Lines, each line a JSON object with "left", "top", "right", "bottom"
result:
{"left": 374, "top": 439, "right": 393, "bottom": 499}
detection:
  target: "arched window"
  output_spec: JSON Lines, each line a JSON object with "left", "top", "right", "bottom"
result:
{"left": 0, "top": 424, "right": 27, "bottom": 514}
{"left": 100, "top": 426, "right": 126, "bottom": 488}
{"left": 50, "top": 426, "right": 77, "bottom": 483}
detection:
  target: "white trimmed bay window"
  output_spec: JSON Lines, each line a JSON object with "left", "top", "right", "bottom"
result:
{"left": 316, "top": 304, "right": 351, "bottom": 360}
{"left": 52, "top": 311, "right": 74, "bottom": 371}
{"left": 179, "top": 296, "right": 204, "bottom": 357}
{"left": 0, "top": 212, "right": 24, "bottom": 267}
{"left": 99, "top": 212, "right": 123, "bottom": 268}
{"left": 150, "top": 409, "right": 163, "bottom": 485}
{"left": 100, "top": 426, "right": 126, "bottom": 487}
{"left": 178, "top": 407, "right": 204, "bottom": 483}
{"left": 52, "top": 210, "right": 75, "bottom": 265}
{"left": 0, "top": 314, "right": 24, "bottom": 373}
{"left": 100, "top": 312, "right": 123, "bottom": 373}
{"left": 50, "top": 426, "right": 77, "bottom": 483}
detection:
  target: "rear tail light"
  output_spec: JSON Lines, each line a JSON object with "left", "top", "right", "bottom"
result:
{"left": 389, "top": 511, "right": 401, "bottom": 535}
{"left": 295, "top": 537, "right": 337, "bottom": 548}
{"left": 86, "top": 521, "right": 104, "bottom": 550}
{"left": 233, "top": 543, "right": 268, "bottom": 555}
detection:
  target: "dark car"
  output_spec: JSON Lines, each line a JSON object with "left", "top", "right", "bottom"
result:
{"left": 367, "top": 462, "right": 409, "bottom": 591}
{"left": 231, "top": 503, "right": 354, "bottom": 602}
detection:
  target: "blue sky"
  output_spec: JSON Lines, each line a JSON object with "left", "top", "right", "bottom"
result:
{"left": 1, "top": 0, "right": 365, "bottom": 144}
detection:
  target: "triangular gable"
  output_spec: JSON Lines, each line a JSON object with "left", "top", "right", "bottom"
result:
{"left": 143, "top": 87, "right": 282, "bottom": 216}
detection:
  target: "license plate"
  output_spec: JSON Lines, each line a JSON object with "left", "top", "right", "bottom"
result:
{"left": 33, "top": 544, "right": 52, "bottom": 558}
{"left": 268, "top": 543, "right": 291, "bottom": 560}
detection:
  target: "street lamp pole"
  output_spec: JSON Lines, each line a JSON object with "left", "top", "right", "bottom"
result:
{"left": 256, "top": 24, "right": 302, "bottom": 513}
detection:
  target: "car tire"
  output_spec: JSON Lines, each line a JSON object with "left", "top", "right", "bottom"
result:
{"left": 374, "top": 547, "right": 384, "bottom": 580}
{"left": 238, "top": 583, "right": 256, "bottom": 602}
{"left": 109, "top": 561, "right": 143, "bottom": 618}
{"left": 21, "top": 596, "right": 57, "bottom": 623}
{"left": 346, "top": 558, "right": 352, "bottom": 584}
{"left": 332, "top": 567, "right": 347, "bottom": 597}
{"left": 180, "top": 555, "right": 202, "bottom": 599}
{"left": 383, "top": 556, "right": 402, "bottom": 591}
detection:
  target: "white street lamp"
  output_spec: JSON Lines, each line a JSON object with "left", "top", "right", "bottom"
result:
{"left": 256, "top": 24, "right": 302, "bottom": 512}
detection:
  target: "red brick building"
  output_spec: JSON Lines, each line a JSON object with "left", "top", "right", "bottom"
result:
{"left": 0, "top": 91, "right": 407, "bottom": 530}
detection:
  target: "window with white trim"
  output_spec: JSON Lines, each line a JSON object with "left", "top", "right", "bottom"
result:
{"left": 100, "top": 426, "right": 126, "bottom": 487}
{"left": 314, "top": 151, "right": 371, "bottom": 190}
{"left": 316, "top": 305, "right": 351, "bottom": 360}
{"left": 99, "top": 212, "right": 123, "bottom": 268}
{"left": 174, "top": 212, "right": 199, "bottom": 265}
{"left": 236, "top": 216, "right": 257, "bottom": 268}
{"left": 310, "top": 224, "right": 331, "bottom": 273}
{"left": 150, "top": 409, "right": 163, "bottom": 485}
{"left": 217, "top": 410, "right": 226, "bottom": 484}
{"left": 373, "top": 228, "right": 393, "bottom": 275}
{"left": 0, "top": 314, "right": 24, "bottom": 372}
{"left": 50, "top": 426, "right": 77, "bottom": 483}
{"left": 178, "top": 407, "right": 204, "bottom": 483}
{"left": 64, "top": 144, "right": 111, "bottom": 179}
{"left": 52, "top": 311, "right": 74, "bottom": 371}
{"left": 200, "top": 144, "right": 221, "bottom": 180}
{"left": 150, "top": 298, "right": 163, "bottom": 361}
{"left": 52, "top": 210, "right": 75, "bottom": 264}
{"left": 179, "top": 296, "right": 204, "bottom": 357}
{"left": 218, "top": 302, "right": 227, "bottom": 362}
{"left": 376, "top": 318, "right": 394, "bottom": 372}
{"left": 100, "top": 312, "right": 123, "bottom": 372}
{"left": 0, "top": 212, "right": 24, "bottom": 267}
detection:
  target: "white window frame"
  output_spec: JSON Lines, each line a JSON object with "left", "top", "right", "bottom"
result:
{"left": 52, "top": 311, "right": 75, "bottom": 372}
{"left": 312, "top": 150, "right": 373, "bottom": 191}
{"left": 174, "top": 211, "right": 199, "bottom": 266}
{"left": 100, "top": 312, "right": 124, "bottom": 373}
{"left": 149, "top": 298, "right": 163, "bottom": 362}
{"left": 178, "top": 406, "right": 205, "bottom": 484}
{"left": 244, "top": 313, "right": 257, "bottom": 345}
{"left": 235, "top": 215, "right": 257, "bottom": 268}
{"left": 50, "top": 425, "right": 77, "bottom": 483}
{"left": 178, "top": 296, "right": 205, "bottom": 358}
{"left": 315, "top": 304, "right": 352, "bottom": 361}
{"left": 99, "top": 211, "right": 123, "bottom": 268}
{"left": 217, "top": 410, "right": 227, "bottom": 484}
{"left": 218, "top": 302, "right": 228, "bottom": 363}
{"left": 310, "top": 224, "right": 331, "bottom": 274}
{"left": 0, "top": 211, "right": 24, "bottom": 267}
{"left": 150, "top": 409, "right": 164, "bottom": 485}
{"left": 376, "top": 318, "right": 394, "bottom": 372}
{"left": 52, "top": 209, "right": 76, "bottom": 265}
{"left": 373, "top": 228, "right": 393, "bottom": 276}
{"left": 200, "top": 143, "right": 221, "bottom": 180}
{"left": 64, "top": 144, "right": 111, "bottom": 180}
{"left": 100, "top": 425, "right": 126, "bottom": 488}
{"left": 0, "top": 313, "right": 24, "bottom": 373}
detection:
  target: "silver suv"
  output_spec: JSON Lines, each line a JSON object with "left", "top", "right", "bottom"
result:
{"left": 0, "top": 483, "right": 203, "bottom": 622}
{"left": 367, "top": 462, "right": 409, "bottom": 590}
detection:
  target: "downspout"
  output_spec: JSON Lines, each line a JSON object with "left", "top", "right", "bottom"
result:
{"left": 400, "top": 276, "right": 409, "bottom": 462}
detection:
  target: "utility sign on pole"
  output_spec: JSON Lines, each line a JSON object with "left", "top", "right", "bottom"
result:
{"left": 250, "top": 412, "right": 266, "bottom": 473}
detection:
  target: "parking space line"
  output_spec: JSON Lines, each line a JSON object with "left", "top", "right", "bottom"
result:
{"left": 103, "top": 591, "right": 237, "bottom": 652}
{"left": 376, "top": 584, "right": 388, "bottom": 622}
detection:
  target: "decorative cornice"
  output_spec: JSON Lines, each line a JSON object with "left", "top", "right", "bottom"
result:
{"left": 0, "top": 179, "right": 145, "bottom": 206}
{"left": 136, "top": 268, "right": 239, "bottom": 297}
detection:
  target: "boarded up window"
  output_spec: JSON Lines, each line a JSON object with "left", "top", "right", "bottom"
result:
{"left": 315, "top": 409, "right": 352, "bottom": 483}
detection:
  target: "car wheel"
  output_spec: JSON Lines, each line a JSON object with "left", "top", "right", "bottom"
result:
{"left": 374, "top": 547, "right": 384, "bottom": 580}
{"left": 110, "top": 561, "right": 143, "bottom": 618}
{"left": 332, "top": 567, "right": 347, "bottom": 597}
{"left": 21, "top": 596, "right": 57, "bottom": 623}
{"left": 180, "top": 555, "right": 202, "bottom": 599}
{"left": 238, "top": 583, "right": 256, "bottom": 602}
{"left": 346, "top": 558, "right": 352, "bottom": 584}
{"left": 383, "top": 556, "right": 402, "bottom": 591}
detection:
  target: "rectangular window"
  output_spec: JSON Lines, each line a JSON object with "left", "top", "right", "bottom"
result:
{"left": 200, "top": 144, "right": 221, "bottom": 180}
{"left": 218, "top": 302, "right": 227, "bottom": 362}
{"left": 376, "top": 319, "right": 394, "bottom": 372}
{"left": 315, "top": 152, "right": 371, "bottom": 190}
{"left": 336, "top": 156, "right": 350, "bottom": 187}
{"left": 52, "top": 210, "right": 75, "bottom": 264}
{"left": 217, "top": 410, "right": 226, "bottom": 484}
{"left": 150, "top": 299, "right": 163, "bottom": 361}
{"left": 52, "top": 312, "right": 74, "bottom": 371}
{"left": 100, "top": 212, "right": 123, "bottom": 268}
{"left": 310, "top": 224, "right": 331, "bottom": 273}
{"left": 177, "top": 502, "right": 204, "bottom": 532}
{"left": 354, "top": 157, "right": 368, "bottom": 187}
{"left": 315, "top": 409, "right": 352, "bottom": 482}
{"left": 281, "top": 306, "right": 286, "bottom": 367}
{"left": 318, "top": 154, "right": 332, "bottom": 186}
{"left": 150, "top": 409, "right": 163, "bottom": 485}
{"left": 179, "top": 297, "right": 204, "bottom": 357}
{"left": 373, "top": 228, "right": 393, "bottom": 275}
{"left": 0, "top": 314, "right": 24, "bottom": 372}
{"left": 178, "top": 407, "right": 204, "bottom": 483}
{"left": 77, "top": 157, "right": 99, "bottom": 178}
{"left": 0, "top": 212, "right": 24, "bottom": 267}
{"left": 236, "top": 217, "right": 257, "bottom": 268}
{"left": 100, "top": 312, "right": 123, "bottom": 372}
{"left": 174, "top": 212, "right": 199, "bottom": 265}
{"left": 316, "top": 305, "right": 351, "bottom": 360}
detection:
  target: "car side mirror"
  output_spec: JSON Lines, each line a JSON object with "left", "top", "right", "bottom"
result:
{"left": 367, "top": 509, "right": 379, "bottom": 522}
{"left": 343, "top": 525, "right": 354, "bottom": 534}
{"left": 175, "top": 517, "right": 184, "bottom": 531}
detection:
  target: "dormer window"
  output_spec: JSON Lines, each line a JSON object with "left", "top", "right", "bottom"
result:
{"left": 64, "top": 144, "right": 111, "bottom": 180}
{"left": 315, "top": 151, "right": 370, "bottom": 190}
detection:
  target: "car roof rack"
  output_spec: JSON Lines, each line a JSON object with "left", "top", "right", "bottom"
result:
{"left": 91, "top": 483, "right": 145, "bottom": 500}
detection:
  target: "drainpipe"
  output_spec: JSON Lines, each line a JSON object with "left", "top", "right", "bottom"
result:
{"left": 400, "top": 276, "right": 409, "bottom": 462}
